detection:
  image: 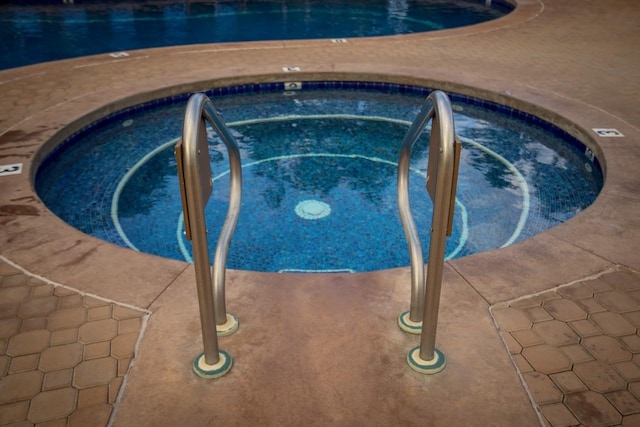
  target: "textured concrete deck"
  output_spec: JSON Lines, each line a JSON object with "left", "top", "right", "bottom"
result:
{"left": 1, "top": 0, "right": 639, "bottom": 425}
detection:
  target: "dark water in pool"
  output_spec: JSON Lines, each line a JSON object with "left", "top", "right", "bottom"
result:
{"left": 0, "top": 0, "right": 512, "bottom": 70}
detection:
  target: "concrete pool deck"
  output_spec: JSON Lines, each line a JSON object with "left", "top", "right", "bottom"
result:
{"left": 0, "top": 0, "right": 639, "bottom": 425}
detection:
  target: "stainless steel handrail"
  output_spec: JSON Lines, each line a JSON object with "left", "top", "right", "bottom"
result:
{"left": 184, "top": 93, "right": 242, "bottom": 330}
{"left": 177, "top": 93, "right": 242, "bottom": 374}
{"left": 397, "top": 99, "right": 436, "bottom": 325}
{"left": 397, "top": 90, "right": 458, "bottom": 352}
{"left": 398, "top": 90, "right": 460, "bottom": 373}
{"left": 202, "top": 102, "right": 243, "bottom": 330}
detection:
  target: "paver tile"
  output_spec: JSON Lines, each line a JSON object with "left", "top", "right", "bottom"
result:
{"left": 47, "top": 307, "right": 87, "bottom": 331}
{"left": 512, "top": 354, "right": 534, "bottom": 373}
{"left": 18, "top": 296, "right": 58, "bottom": 319}
{"left": 583, "top": 335, "right": 632, "bottom": 363}
{"left": 550, "top": 371, "right": 588, "bottom": 394}
{"left": 492, "top": 307, "right": 532, "bottom": 332}
{"left": 630, "top": 382, "right": 640, "bottom": 401}
{"left": 522, "top": 305, "right": 553, "bottom": 323}
{"left": 20, "top": 316, "right": 47, "bottom": 332}
{"left": 589, "top": 312, "right": 636, "bottom": 336}
{"left": 87, "top": 306, "right": 112, "bottom": 321}
{"left": 623, "top": 413, "right": 640, "bottom": 426}
{"left": 0, "top": 303, "right": 19, "bottom": 320}
{"left": 27, "top": 388, "right": 77, "bottom": 423}
{"left": 522, "top": 372, "right": 563, "bottom": 405}
{"left": 29, "top": 278, "right": 48, "bottom": 287}
{"left": 564, "top": 391, "right": 621, "bottom": 426}
{"left": 6, "top": 330, "right": 51, "bottom": 356}
{"left": 110, "top": 332, "right": 138, "bottom": 359}
{"left": 539, "top": 403, "right": 578, "bottom": 427}
{"left": 605, "top": 390, "right": 640, "bottom": 415}
{"left": 67, "top": 403, "right": 112, "bottom": 427}
{"left": 59, "top": 294, "right": 83, "bottom": 309}
{"left": 8, "top": 354, "right": 39, "bottom": 374}
{"left": 596, "top": 291, "right": 639, "bottom": 312}
{"left": 557, "top": 283, "right": 593, "bottom": 300}
{"left": 510, "top": 295, "right": 543, "bottom": 309}
{"left": 42, "top": 369, "right": 73, "bottom": 390}
{"left": 573, "top": 360, "right": 626, "bottom": 393}
{"left": 602, "top": 271, "right": 640, "bottom": 292}
{"left": 560, "top": 344, "right": 594, "bottom": 364}
{"left": 532, "top": 320, "right": 580, "bottom": 346}
{"left": 37, "top": 418, "right": 67, "bottom": 427}
{"left": 512, "top": 329, "right": 544, "bottom": 347}
{"left": 78, "top": 319, "right": 117, "bottom": 344}
{"left": 39, "top": 343, "right": 83, "bottom": 372}
{"left": 54, "top": 287, "right": 77, "bottom": 297}
{"left": 623, "top": 311, "right": 640, "bottom": 328}
{"left": 0, "top": 370, "right": 43, "bottom": 403}
{"left": 568, "top": 319, "right": 602, "bottom": 338}
{"left": 0, "top": 355, "right": 8, "bottom": 375}
{"left": 118, "top": 318, "right": 141, "bottom": 335}
{"left": 543, "top": 299, "right": 587, "bottom": 322}
{"left": 0, "top": 401, "right": 29, "bottom": 425}
{"left": 574, "top": 297, "right": 607, "bottom": 314}
{"left": 613, "top": 361, "right": 640, "bottom": 382}
{"left": 109, "top": 376, "right": 123, "bottom": 404}
{"left": 73, "top": 357, "right": 117, "bottom": 389}
{"left": 77, "top": 386, "right": 108, "bottom": 409}
{"left": 82, "top": 296, "right": 111, "bottom": 309}
{"left": 540, "top": 292, "right": 562, "bottom": 302}
{"left": 84, "top": 341, "right": 111, "bottom": 360}
{"left": 585, "top": 278, "right": 614, "bottom": 293}
{"left": 630, "top": 291, "right": 640, "bottom": 305}
{"left": 620, "top": 334, "right": 640, "bottom": 352}
{"left": 112, "top": 305, "right": 145, "bottom": 320}
{"left": 0, "top": 286, "right": 29, "bottom": 305}
{"left": 522, "top": 344, "right": 572, "bottom": 374}
{"left": 50, "top": 329, "right": 78, "bottom": 346}
{"left": 0, "top": 319, "right": 20, "bottom": 339}
{"left": 30, "top": 285, "right": 54, "bottom": 299}
{"left": 0, "top": 264, "right": 21, "bottom": 276}
{"left": 503, "top": 332, "right": 522, "bottom": 355}
{"left": 1, "top": 274, "right": 28, "bottom": 288}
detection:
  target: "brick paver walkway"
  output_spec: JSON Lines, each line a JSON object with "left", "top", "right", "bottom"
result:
{"left": 493, "top": 267, "right": 640, "bottom": 427}
{"left": 0, "top": 259, "right": 148, "bottom": 426}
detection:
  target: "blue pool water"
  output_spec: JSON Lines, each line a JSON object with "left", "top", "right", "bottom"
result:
{"left": 36, "top": 82, "right": 603, "bottom": 273}
{"left": 0, "top": 0, "right": 512, "bottom": 70}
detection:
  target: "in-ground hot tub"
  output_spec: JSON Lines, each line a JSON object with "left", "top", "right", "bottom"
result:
{"left": 35, "top": 81, "right": 603, "bottom": 273}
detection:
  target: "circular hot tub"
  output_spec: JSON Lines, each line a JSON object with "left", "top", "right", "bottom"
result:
{"left": 35, "top": 81, "right": 603, "bottom": 273}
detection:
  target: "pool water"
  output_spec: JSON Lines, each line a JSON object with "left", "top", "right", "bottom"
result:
{"left": 35, "top": 82, "right": 603, "bottom": 273}
{"left": 0, "top": 0, "right": 513, "bottom": 70}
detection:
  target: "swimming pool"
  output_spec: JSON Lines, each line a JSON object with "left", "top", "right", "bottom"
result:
{"left": 35, "top": 81, "right": 603, "bottom": 273}
{"left": 0, "top": 0, "right": 513, "bottom": 70}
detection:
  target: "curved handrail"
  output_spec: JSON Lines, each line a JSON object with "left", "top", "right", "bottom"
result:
{"left": 397, "top": 90, "right": 456, "bottom": 324}
{"left": 182, "top": 93, "right": 242, "bottom": 327}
